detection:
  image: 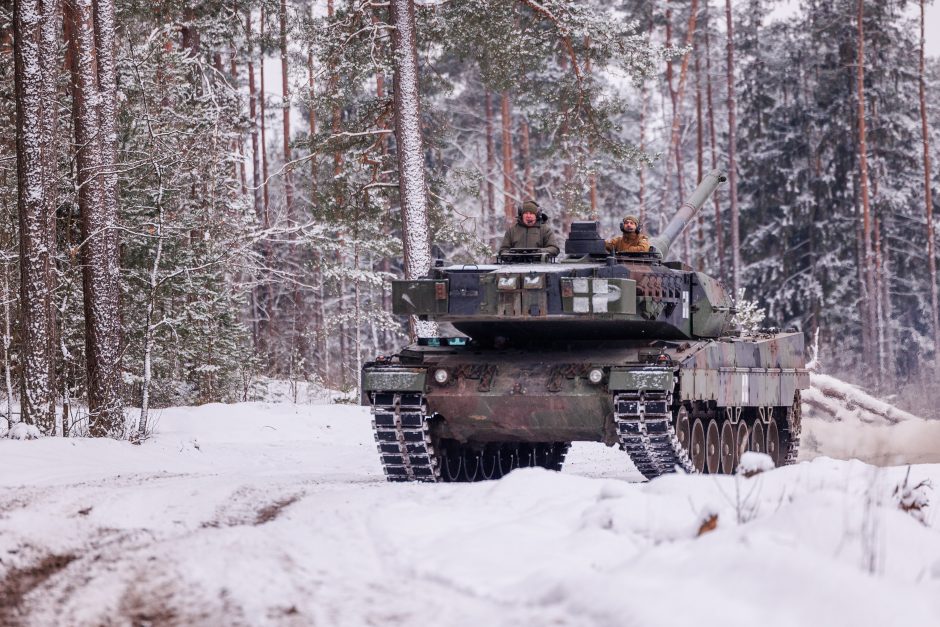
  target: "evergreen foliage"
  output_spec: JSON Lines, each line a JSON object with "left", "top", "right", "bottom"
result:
{"left": 2, "top": 0, "right": 940, "bottom": 428}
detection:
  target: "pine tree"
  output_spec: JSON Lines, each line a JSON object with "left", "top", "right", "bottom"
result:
{"left": 12, "top": 0, "right": 58, "bottom": 433}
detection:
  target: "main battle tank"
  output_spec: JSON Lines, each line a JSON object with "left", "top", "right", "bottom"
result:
{"left": 362, "top": 170, "right": 809, "bottom": 482}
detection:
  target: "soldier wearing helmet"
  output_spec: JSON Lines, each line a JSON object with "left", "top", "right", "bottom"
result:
{"left": 606, "top": 215, "right": 650, "bottom": 253}
{"left": 498, "top": 200, "right": 560, "bottom": 256}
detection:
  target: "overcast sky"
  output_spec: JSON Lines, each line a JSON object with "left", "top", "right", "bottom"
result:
{"left": 918, "top": 1, "right": 940, "bottom": 57}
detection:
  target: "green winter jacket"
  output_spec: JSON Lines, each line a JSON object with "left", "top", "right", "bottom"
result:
{"left": 498, "top": 222, "right": 560, "bottom": 256}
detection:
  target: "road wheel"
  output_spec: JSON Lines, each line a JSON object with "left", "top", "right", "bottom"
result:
{"left": 705, "top": 419, "right": 720, "bottom": 474}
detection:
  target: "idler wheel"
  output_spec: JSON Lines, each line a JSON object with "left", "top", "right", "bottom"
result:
{"left": 766, "top": 420, "right": 781, "bottom": 467}
{"left": 676, "top": 406, "right": 691, "bottom": 453}
{"left": 751, "top": 421, "right": 765, "bottom": 455}
{"left": 720, "top": 420, "right": 736, "bottom": 474}
{"left": 690, "top": 419, "right": 706, "bottom": 473}
{"left": 736, "top": 421, "right": 750, "bottom": 464}
{"left": 705, "top": 419, "right": 720, "bottom": 474}
{"left": 481, "top": 446, "right": 499, "bottom": 480}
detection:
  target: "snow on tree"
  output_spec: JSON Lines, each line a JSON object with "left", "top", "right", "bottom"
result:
{"left": 390, "top": 0, "right": 435, "bottom": 337}
{"left": 66, "top": 0, "right": 125, "bottom": 437}
{"left": 1, "top": 0, "right": 939, "bottom": 425}
{"left": 12, "top": 0, "right": 58, "bottom": 433}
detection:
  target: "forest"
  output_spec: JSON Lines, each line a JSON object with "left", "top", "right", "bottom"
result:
{"left": 3, "top": 0, "right": 940, "bottom": 437}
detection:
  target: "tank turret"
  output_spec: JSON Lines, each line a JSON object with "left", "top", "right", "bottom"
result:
{"left": 391, "top": 169, "right": 733, "bottom": 344}
{"left": 362, "top": 170, "right": 809, "bottom": 484}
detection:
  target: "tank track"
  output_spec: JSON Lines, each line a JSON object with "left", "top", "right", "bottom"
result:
{"left": 369, "top": 387, "right": 799, "bottom": 483}
{"left": 371, "top": 391, "right": 440, "bottom": 482}
{"left": 783, "top": 389, "right": 801, "bottom": 465}
{"left": 614, "top": 389, "right": 801, "bottom": 480}
{"left": 369, "top": 390, "right": 571, "bottom": 482}
{"left": 613, "top": 390, "right": 695, "bottom": 480}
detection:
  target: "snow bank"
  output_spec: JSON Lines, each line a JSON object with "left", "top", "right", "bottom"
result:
{"left": 7, "top": 422, "right": 41, "bottom": 440}
{"left": 737, "top": 450, "right": 775, "bottom": 476}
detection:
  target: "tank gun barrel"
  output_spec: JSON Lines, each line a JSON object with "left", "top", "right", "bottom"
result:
{"left": 650, "top": 169, "right": 727, "bottom": 258}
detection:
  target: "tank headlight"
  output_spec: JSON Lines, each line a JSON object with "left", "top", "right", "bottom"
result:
{"left": 433, "top": 368, "right": 450, "bottom": 385}
{"left": 588, "top": 368, "right": 604, "bottom": 384}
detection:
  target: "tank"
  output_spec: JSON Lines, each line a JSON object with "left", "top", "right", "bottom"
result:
{"left": 362, "top": 169, "right": 809, "bottom": 482}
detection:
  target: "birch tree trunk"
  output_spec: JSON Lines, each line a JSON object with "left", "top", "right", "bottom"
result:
{"left": 390, "top": 0, "right": 434, "bottom": 337}
{"left": 855, "top": 0, "right": 878, "bottom": 376}
{"left": 725, "top": 0, "right": 741, "bottom": 295}
{"left": 67, "top": 0, "right": 125, "bottom": 437}
{"left": 918, "top": 0, "right": 939, "bottom": 364}
{"left": 137, "top": 184, "right": 163, "bottom": 438}
{"left": 13, "top": 0, "right": 58, "bottom": 432}
{"left": 2, "top": 267, "right": 14, "bottom": 424}
{"left": 132, "top": 51, "right": 165, "bottom": 439}
{"left": 0, "top": 171, "right": 15, "bottom": 422}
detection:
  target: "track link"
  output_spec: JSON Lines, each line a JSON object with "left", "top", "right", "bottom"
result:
{"left": 783, "top": 389, "right": 801, "bottom": 465}
{"left": 613, "top": 390, "right": 694, "bottom": 480}
{"left": 371, "top": 391, "right": 441, "bottom": 482}
{"left": 369, "top": 391, "right": 572, "bottom": 483}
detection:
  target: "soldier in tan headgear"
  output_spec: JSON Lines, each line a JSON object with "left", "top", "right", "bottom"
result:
{"left": 606, "top": 215, "right": 650, "bottom": 253}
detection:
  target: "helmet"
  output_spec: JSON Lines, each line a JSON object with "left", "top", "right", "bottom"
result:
{"left": 621, "top": 215, "right": 641, "bottom": 234}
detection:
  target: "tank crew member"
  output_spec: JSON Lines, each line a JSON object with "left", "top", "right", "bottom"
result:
{"left": 606, "top": 215, "right": 651, "bottom": 253}
{"left": 498, "top": 200, "right": 560, "bottom": 256}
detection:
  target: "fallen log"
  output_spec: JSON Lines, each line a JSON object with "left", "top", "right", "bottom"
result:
{"left": 804, "top": 373, "right": 923, "bottom": 425}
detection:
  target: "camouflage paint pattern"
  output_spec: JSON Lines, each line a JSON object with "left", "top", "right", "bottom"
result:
{"left": 362, "top": 332, "right": 808, "bottom": 445}
{"left": 362, "top": 168, "right": 809, "bottom": 449}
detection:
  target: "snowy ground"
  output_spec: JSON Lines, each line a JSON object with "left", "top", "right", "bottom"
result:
{"left": 1, "top": 401, "right": 939, "bottom": 626}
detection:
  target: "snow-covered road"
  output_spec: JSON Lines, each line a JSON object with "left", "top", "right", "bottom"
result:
{"left": 1, "top": 402, "right": 939, "bottom": 626}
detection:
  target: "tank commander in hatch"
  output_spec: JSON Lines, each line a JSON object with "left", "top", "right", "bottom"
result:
{"left": 606, "top": 215, "right": 651, "bottom": 253}
{"left": 498, "top": 200, "right": 560, "bottom": 256}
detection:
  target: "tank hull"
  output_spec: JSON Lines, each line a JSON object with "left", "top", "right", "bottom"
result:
{"left": 362, "top": 332, "right": 808, "bottom": 481}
